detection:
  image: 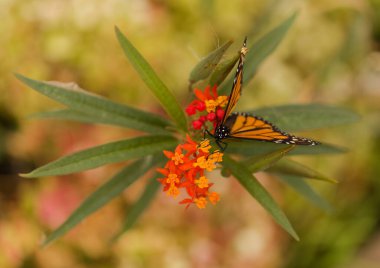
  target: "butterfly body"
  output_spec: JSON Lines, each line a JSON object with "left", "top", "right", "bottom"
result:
{"left": 211, "top": 37, "right": 319, "bottom": 151}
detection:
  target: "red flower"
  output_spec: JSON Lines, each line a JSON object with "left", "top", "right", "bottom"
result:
{"left": 185, "top": 86, "right": 228, "bottom": 131}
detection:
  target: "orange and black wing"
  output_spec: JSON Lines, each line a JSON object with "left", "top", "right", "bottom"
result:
{"left": 220, "top": 38, "right": 248, "bottom": 125}
{"left": 225, "top": 113, "right": 319, "bottom": 145}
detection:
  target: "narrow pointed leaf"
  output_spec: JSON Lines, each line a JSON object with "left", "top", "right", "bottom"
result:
{"left": 289, "top": 143, "right": 347, "bottom": 155}
{"left": 223, "top": 155, "right": 299, "bottom": 240}
{"left": 112, "top": 174, "right": 161, "bottom": 241}
{"left": 189, "top": 40, "right": 233, "bottom": 85}
{"left": 31, "top": 109, "right": 116, "bottom": 125}
{"left": 15, "top": 74, "right": 171, "bottom": 134}
{"left": 227, "top": 140, "right": 346, "bottom": 157}
{"left": 252, "top": 104, "right": 360, "bottom": 132}
{"left": 219, "top": 13, "right": 297, "bottom": 95}
{"left": 268, "top": 158, "right": 337, "bottom": 183}
{"left": 31, "top": 109, "right": 171, "bottom": 132}
{"left": 278, "top": 175, "right": 332, "bottom": 212}
{"left": 22, "top": 135, "right": 177, "bottom": 178}
{"left": 246, "top": 145, "right": 294, "bottom": 173}
{"left": 115, "top": 27, "right": 187, "bottom": 132}
{"left": 209, "top": 52, "right": 240, "bottom": 86}
{"left": 43, "top": 159, "right": 150, "bottom": 246}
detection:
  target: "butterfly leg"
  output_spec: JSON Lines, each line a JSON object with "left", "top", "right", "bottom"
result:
{"left": 204, "top": 129, "right": 213, "bottom": 139}
{"left": 216, "top": 140, "right": 228, "bottom": 152}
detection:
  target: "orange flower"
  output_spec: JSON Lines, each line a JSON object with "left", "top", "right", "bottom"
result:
{"left": 157, "top": 136, "right": 224, "bottom": 209}
{"left": 195, "top": 176, "right": 209, "bottom": 188}
{"left": 208, "top": 192, "right": 220, "bottom": 205}
{"left": 195, "top": 197, "right": 207, "bottom": 209}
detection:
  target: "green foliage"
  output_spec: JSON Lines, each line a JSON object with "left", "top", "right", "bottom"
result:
{"left": 252, "top": 104, "right": 360, "bottom": 132}
{"left": 268, "top": 158, "right": 337, "bottom": 183}
{"left": 16, "top": 75, "right": 172, "bottom": 135}
{"left": 17, "top": 15, "right": 359, "bottom": 244}
{"left": 223, "top": 155, "right": 299, "bottom": 240}
{"left": 115, "top": 27, "right": 187, "bottom": 132}
{"left": 209, "top": 52, "right": 240, "bottom": 87}
{"left": 277, "top": 175, "right": 332, "bottom": 212}
{"left": 189, "top": 40, "right": 233, "bottom": 86}
{"left": 21, "top": 136, "right": 177, "bottom": 177}
{"left": 219, "top": 13, "right": 297, "bottom": 95}
{"left": 112, "top": 173, "right": 162, "bottom": 241}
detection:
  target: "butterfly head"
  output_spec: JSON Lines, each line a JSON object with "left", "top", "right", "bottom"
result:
{"left": 214, "top": 125, "right": 230, "bottom": 140}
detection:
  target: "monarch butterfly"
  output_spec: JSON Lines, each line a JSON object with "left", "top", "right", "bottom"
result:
{"left": 212, "top": 37, "right": 319, "bottom": 150}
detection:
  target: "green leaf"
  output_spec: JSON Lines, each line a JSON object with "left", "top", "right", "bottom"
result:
{"left": 22, "top": 135, "right": 177, "bottom": 178}
{"left": 289, "top": 143, "right": 347, "bottom": 155}
{"left": 115, "top": 27, "right": 187, "bottom": 132}
{"left": 31, "top": 109, "right": 115, "bottom": 125}
{"left": 268, "top": 158, "right": 337, "bottom": 183}
{"left": 223, "top": 155, "right": 299, "bottom": 240}
{"left": 219, "top": 13, "right": 297, "bottom": 95}
{"left": 30, "top": 109, "right": 171, "bottom": 132}
{"left": 43, "top": 158, "right": 151, "bottom": 246}
{"left": 15, "top": 75, "right": 172, "bottom": 135}
{"left": 189, "top": 40, "right": 233, "bottom": 85}
{"left": 278, "top": 175, "right": 332, "bottom": 212}
{"left": 112, "top": 174, "right": 161, "bottom": 241}
{"left": 227, "top": 140, "right": 346, "bottom": 157}
{"left": 252, "top": 104, "right": 360, "bottom": 132}
{"left": 209, "top": 52, "right": 240, "bottom": 86}
{"left": 245, "top": 145, "right": 295, "bottom": 173}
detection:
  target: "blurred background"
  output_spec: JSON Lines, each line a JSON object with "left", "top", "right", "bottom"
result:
{"left": 1, "top": 0, "right": 379, "bottom": 267}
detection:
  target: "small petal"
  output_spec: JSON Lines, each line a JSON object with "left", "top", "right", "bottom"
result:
{"left": 216, "top": 96, "right": 228, "bottom": 107}
{"left": 192, "top": 120, "right": 203, "bottom": 130}
{"left": 195, "top": 197, "right": 207, "bottom": 209}
{"left": 208, "top": 192, "right": 220, "bottom": 205}
{"left": 185, "top": 105, "right": 197, "bottom": 115}
{"left": 166, "top": 173, "right": 179, "bottom": 184}
{"left": 171, "top": 151, "right": 184, "bottom": 165}
{"left": 216, "top": 108, "right": 225, "bottom": 120}
{"left": 198, "top": 115, "right": 207, "bottom": 123}
{"left": 195, "top": 176, "right": 209, "bottom": 188}
{"left": 163, "top": 150, "right": 174, "bottom": 159}
{"left": 205, "top": 100, "right": 217, "bottom": 113}
{"left": 209, "top": 151, "right": 223, "bottom": 163}
{"left": 193, "top": 156, "right": 207, "bottom": 169}
{"left": 206, "top": 112, "right": 216, "bottom": 121}
{"left": 156, "top": 168, "right": 169, "bottom": 176}
{"left": 167, "top": 185, "right": 180, "bottom": 198}
{"left": 198, "top": 139, "right": 211, "bottom": 153}
{"left": 194, "top": 89, "right": 207, "bottom": 101}
{"left": 195, "top": 101, "right": 206, "bottom": 111}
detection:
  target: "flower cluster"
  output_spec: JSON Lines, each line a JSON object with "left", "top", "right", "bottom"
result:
{"left": 185, "top": 85, "right": 228, "bottom": 130}
{"left": 157, "top": 135, "right": 223, "bottom": 209}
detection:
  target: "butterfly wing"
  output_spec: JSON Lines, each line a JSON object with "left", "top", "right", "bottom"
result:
{"left": 220, "top": 38, "right": 248, "bottom": 125}
{"left": 225, "top": 113, "right": 319, "bottom": 145}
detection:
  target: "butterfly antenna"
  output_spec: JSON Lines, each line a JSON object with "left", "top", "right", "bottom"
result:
{"left": 241, "top": 37, "right": 248, "bottom": 56}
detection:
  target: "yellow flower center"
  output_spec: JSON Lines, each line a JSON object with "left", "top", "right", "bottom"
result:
{"left": 208, "top": 192, "right": 220, "bottom": 205}
{"left": 205, "top": 99, "right": 217, "bottom": 113}
{"left": 195, "top": 176, "right": 209, "bottom": 188}
{"left": 193, "top": 156, "right": 207, "bottom": 169}
{"left": 195, "top": 197, "right": 207, "bottom": 209}
{"left": 171, "top": 152, "right": 184, "bottom": 165}
{"left": 166, "top": 173, "right": 179, "bottom": 184}
{"left": 167, "top": 185, "right": 180, "bottom": 198}
{"left": 198, "top": 139, "right": 211, "bottom": 153}
{"left": 216, "top": 96, "right": 228, "bottom": 107}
